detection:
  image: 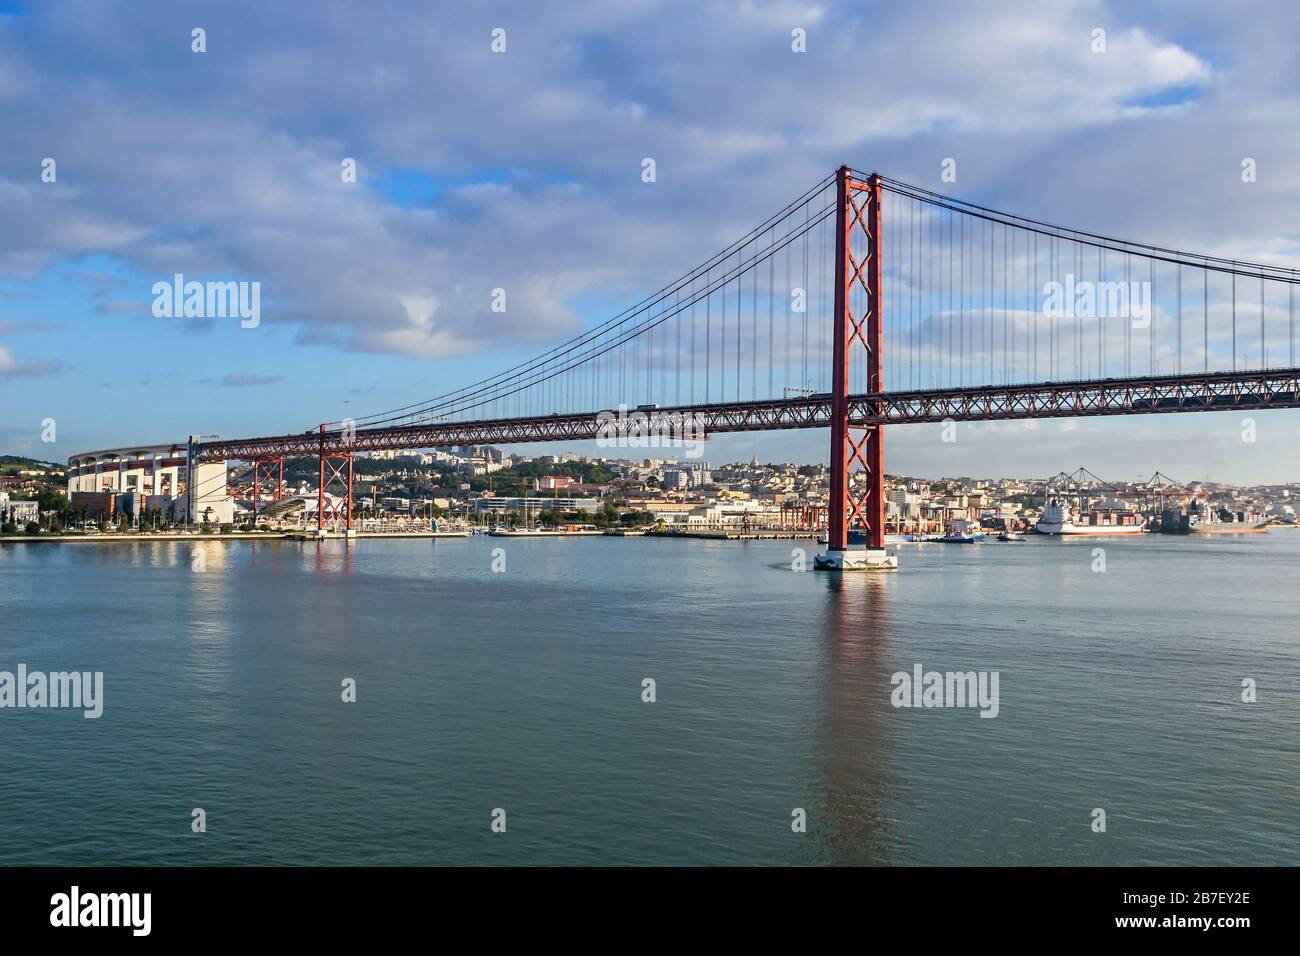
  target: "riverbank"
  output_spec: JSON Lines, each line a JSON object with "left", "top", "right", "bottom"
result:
{"left": 646, "top": 529, "right": 821, "bottom": 540}
{"left": 0, "top": 532, "right": 279, "bottom": 544}
{"left": 0, "top": 530, "right": 471, "bottom": 544}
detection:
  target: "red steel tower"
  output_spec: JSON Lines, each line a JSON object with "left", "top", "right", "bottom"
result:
{"left": 819, "top": 166, "right": 894, "bottom": 570}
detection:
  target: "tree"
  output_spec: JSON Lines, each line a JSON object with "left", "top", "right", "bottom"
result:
{"left": 24, "top": 521, "right": 39, "bottom": 535}
{"left": 36, "top": 487, "right": 68, "bottom": 513}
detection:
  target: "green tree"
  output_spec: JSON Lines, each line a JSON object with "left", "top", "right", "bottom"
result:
{"left": 36, "top": 487, "right": 69, "bottom": 513}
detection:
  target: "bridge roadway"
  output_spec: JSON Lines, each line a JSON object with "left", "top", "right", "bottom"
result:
{"left": 193, "top": 366, "right": 1300, "bottom": 462}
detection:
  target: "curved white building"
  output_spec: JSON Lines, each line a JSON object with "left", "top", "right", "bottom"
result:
{"left": 67, "top": 441, "right": 231, "bottom": 524}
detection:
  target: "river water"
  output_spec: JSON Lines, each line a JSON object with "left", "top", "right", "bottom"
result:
{"left": 1, "top": 532, "right": 1296, "bottom": 865}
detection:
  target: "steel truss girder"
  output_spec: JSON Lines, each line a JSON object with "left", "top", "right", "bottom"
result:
{"left": 848, "top": 367, "right": 1300, "bottom": 425}
{"left": 193, "top": 367, "right": 1300, "bottom": 463}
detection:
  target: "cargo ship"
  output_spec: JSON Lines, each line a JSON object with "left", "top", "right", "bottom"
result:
{"left": 1035, "top": 499, "right": 1146, "bottom": 535}
{"left": 1161, "top": 502, "right": 1269, "bottom": 535}
{"left": 1190, "top": 517, "right": 1269, "bottom": 534}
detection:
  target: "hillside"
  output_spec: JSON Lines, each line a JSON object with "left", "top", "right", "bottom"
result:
{"left": 0, "top": 455, "right": 62, "bottom": 473}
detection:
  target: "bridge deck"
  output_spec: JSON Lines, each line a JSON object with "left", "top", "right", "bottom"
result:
{"left": 193, "top": 367, "right": 1300, "bottom": 461}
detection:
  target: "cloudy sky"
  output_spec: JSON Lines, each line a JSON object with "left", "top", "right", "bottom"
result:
{"left": 2, "top": 0, "right": 1299, "bottom": 483}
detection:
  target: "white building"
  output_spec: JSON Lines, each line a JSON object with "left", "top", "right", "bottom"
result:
{"left": 0, "top": 493, "right": 39, "bottom": 525}
{"left": 67, "top": 442, "right": 232, "bottom": 525}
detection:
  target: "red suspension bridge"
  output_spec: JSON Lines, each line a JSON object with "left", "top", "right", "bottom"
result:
{"left": 188, "top": 166, "right": 1300, "bottom": 568}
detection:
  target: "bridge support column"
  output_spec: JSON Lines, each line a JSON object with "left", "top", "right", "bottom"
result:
{"left": 817, "top": 166, "right": 895, "bottom": 571}
{"left": 252, "top": 456, "right": 283, "bottom": 525}
{"left": 317, "top": 425, "right": 354, "bottom": 537}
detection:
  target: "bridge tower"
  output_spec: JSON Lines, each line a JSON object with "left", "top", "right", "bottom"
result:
{"left": 817, "top": 166, "right": 896, "bottom": 571}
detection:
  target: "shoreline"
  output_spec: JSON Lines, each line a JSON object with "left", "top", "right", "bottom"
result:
{"left": 3, "top": 524, "right": 1294, "bottom": 545}
{"left": 0, "top": 531, "right": 472, "bottom": 544}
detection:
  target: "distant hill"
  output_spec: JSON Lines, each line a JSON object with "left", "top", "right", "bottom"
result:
{"left": 0, "top": 455, "right": 63, "bottom": 472}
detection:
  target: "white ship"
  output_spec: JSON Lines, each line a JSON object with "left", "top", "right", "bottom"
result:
{"left": 1035, "top": 499, "right": 1145, "bottom": 536}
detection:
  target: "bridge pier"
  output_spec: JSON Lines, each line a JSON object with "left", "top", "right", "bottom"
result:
{"left": 185, "top": 436, "right": 232, "bottom": 528}
{"left": 252, "top": 456, "right": 284, "bottom": 525}
{"left": 317, "top": 426, "right": 354, "bottom": 536}
{"left": 818, "top": 166, "right": 895, "bottom": 571}
{"left": 815, "top": 548, "right": 896, "bottom": 571}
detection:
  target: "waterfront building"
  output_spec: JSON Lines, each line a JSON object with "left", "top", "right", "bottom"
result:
{"left": 66, "top": 442, "right": 232, "bottom": 525}
{"left": 0, "top": 493, "right": 39, "bottom": 525}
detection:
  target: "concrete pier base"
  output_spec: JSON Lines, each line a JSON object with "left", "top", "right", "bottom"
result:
{"left": 312, "top": 528, "right": 359, "bottom": 539}
{"left": 814, "top": 547, "right": 898, "bottom": 571}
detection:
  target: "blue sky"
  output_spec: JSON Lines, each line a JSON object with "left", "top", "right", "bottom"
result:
{"left": 2, "top": 0, "right": 1300, "bottom": 482}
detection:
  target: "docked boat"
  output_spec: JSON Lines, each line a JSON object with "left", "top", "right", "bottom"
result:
{"left": 487, "top": 525, "right": 600, "bottom": 537}
{"left": 1035, "top": 499, "right": 1145, "bottom": 535}
{"left": 938, "top": 519, "right": 983, "bottom": 543}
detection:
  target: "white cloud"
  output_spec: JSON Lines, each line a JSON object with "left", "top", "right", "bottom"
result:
{"left": 0, "top": 344, "right": 61, "bottom": 379}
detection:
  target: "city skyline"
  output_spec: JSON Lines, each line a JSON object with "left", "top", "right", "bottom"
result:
{"left": 10, "top": 438, "right": 1296, "bottom": 491}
